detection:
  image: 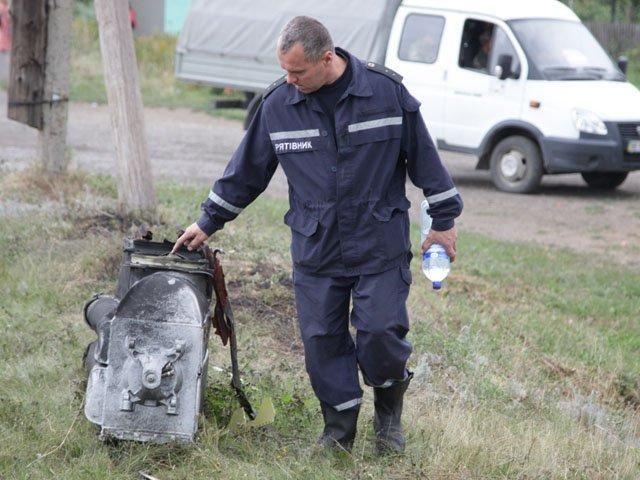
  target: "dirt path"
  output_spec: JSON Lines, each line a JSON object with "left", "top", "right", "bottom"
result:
{"left": 2, "top": 90, "right": 639, "bottom": 267}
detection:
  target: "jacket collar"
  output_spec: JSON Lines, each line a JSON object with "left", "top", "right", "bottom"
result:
{"left": 285, "top": 47, "right": 373, "bottom": 105}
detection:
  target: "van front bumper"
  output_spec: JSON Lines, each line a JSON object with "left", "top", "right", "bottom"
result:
{"left": 541, "top": 121, "right": 640, "bottom": 173}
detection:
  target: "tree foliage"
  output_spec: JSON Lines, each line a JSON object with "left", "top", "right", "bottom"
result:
{"left": 561, "top": 0, "right": 640, "bottom": 22}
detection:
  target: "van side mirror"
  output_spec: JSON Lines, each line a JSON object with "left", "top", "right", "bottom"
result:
{"left": 617, "top": 55, "right": 628, "bottom": 74}
{"left": 494, "top": 54, "right": 513, "bottom": 80}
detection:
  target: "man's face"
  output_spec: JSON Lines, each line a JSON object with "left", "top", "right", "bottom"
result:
{"left": 278, "top": 43, "right": 331, "bottom": 94}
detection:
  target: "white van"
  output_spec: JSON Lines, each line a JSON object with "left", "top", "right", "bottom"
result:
{"left": 176, "top": 0, "right": 640, "bottom": 193}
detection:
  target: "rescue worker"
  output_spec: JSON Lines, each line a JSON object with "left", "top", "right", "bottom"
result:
{"left": 173, "top": 16, "right": 463, "bottom": 454}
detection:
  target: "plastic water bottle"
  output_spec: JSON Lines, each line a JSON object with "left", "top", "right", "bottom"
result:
{"left": 420, "top": 200, "right": 450, "bottom": 290}
{"left": 422, "top": 244, "right": 450, "bottom": 290}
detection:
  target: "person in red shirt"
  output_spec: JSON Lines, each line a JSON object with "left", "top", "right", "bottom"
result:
{"left": 128, "top": 3, "right": 137, "bottom": 30}
{"left": 0, "top": 0, "right": 11, "bottom": 53}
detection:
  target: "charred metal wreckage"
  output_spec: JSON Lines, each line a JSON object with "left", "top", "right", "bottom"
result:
{"left": 82, "top": 235, "right": 255, "bottom": 443}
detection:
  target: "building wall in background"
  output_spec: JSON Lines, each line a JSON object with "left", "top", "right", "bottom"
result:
{"left": 130, "top": 0, "right": 164, "bottom": 36}
{"left": 129, "top": 0, "right": 192, "bottom": 36}
{"left": 165, "top": 0, "right": 192, "bottom": 34}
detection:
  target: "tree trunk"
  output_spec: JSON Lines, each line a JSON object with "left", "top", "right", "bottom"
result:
{"left": 629, "top": 0, "right": 640, "bottom": 23}
{"left": 7, "top": 0, "right": 46, "bottom": 129}
{"left": 38, "top": 0, "right": 73, "bottom": 175}
{"left": 94, "top": 0, "right": 157, "bottom": 220}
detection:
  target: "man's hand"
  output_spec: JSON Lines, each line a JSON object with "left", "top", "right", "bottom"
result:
{"left": 421, "top": 226, "right": 457, "bottom": 262}
{"left": 171, "top": 223, "right": 210, "bottom": 254}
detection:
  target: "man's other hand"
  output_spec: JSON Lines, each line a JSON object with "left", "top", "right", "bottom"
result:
{"left": 171, "top": 223, "right": 210, "bottom": 254}
{"left": 421, "top": 226, "right": 457, "bottom": 262}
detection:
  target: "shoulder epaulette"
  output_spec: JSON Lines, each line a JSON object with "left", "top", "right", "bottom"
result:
{"left": 262, "top": 75, "right": 287, "bottom": 99}
{"left": 364, "top": 61, "right": 403, "bottom": 83}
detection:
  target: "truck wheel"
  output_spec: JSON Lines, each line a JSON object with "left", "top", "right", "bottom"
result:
{"left": 490, "top": 136, "right": 543, "bottom": 193}
{"left": 581, "top": 172, "right": 628, "bottom": 190}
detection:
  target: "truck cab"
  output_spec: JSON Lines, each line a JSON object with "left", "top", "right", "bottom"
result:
{"left": 385, "top": 0, "right": 640, "bottom": 192}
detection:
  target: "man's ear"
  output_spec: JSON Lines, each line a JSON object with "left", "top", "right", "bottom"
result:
{"left": 322, "top": 50, "right": 333, "bottom": 66}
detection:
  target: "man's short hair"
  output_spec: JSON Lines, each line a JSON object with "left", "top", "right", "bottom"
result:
{"left": 278, "top": 16, "right": 334, "bottom": 63}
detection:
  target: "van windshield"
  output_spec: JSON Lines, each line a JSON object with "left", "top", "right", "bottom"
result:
{"left": 509, "top": 19, "right": 624, "bottom": 81}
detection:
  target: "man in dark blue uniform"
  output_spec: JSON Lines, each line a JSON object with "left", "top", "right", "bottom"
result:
{"left": 173, "top": 16, "right": 463, "bottom": 454}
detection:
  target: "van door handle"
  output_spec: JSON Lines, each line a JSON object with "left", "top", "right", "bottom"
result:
{"left": 491, "top": 83, "right": 505, "bottom": 93}
{"left": 453, "top": 90, "right": 482, "bottom": 97}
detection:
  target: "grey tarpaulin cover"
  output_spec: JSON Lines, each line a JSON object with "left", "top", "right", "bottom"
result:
{"left": 175, "top": 0, "right": 402, "bottom": 91}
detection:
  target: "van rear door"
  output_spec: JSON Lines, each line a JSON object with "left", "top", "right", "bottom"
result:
{"left": 386, "top": 6, "right": 449, "bottom": 141}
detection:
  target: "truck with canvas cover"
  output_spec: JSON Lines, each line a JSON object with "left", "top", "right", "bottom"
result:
{"left": 176, "top": 0, "right": 640, "bottom": 193}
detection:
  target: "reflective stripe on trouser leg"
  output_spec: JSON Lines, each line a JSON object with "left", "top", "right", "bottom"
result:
{"left": 351, "top": 266, "right": 413, "bottom": 388}
{"left": 293, "top": 270, "right": 363, "bottom": 410}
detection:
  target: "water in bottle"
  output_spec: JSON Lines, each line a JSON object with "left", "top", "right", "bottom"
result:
{"left": 420, "top": 200, "right": 450, "bottom": 290}
{"left": 422, "top": 244, "right": 450, "bottom": 290}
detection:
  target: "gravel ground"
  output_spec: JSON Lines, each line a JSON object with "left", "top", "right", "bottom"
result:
{"left": 2, "top": 90, "right": 639, "bottom": 266}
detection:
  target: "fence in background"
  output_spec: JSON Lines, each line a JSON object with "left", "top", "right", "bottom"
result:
{"left": 586, "top": 22, "right": 640, "bottom": 56}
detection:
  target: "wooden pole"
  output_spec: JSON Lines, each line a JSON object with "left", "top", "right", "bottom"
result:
{"left": 7, "top": 0, "right": 47, "bottom": 129}
{"left": 38, "top": 0, "right": 73, "bottom": 174}
{"left": 94, "top": 0, "right": 156, "bottom": 219}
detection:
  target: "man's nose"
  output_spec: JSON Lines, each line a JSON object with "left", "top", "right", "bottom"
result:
{"left": 286, "top": 73, "right": 297, "bottom": 84}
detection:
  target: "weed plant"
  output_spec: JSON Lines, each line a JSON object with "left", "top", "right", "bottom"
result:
{"left": 69, "top": 15, "right": 246, "bottom": 122}
{"left": 1, "top": 170, "right": 639, "bottom": 479}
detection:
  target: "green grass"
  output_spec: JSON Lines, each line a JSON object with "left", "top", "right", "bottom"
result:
{"left": 627, "top": 65, "right": 640, "bottom": 89}
{"left": 70, "top": 16, "right": 246, "bottom": 122}
{"left": 624, "top": 46, "right": 640, "bottom": 89}
{"left": 1, "top": 169, "right": 639, "bottom": 479}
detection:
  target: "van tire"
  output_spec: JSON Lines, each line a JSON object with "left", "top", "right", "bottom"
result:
{"left": 580, "top": 171, "right": 628, "bottom": 190}
{"left": 489, "top": 136, "right": 543, "bottom": 193}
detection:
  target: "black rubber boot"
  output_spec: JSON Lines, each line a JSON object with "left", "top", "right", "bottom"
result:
{"left": 373, "top": 374, "right": 412, "bottom": 455}
{"left": 318, "top": 402, "right": 360, "bottom": 452}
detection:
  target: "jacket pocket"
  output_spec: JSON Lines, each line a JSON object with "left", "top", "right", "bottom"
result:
{"left": 361, "top": 197, "right": 411, "bottom": 262}
{"left": 400, "top": 267, "right": 412, "bottom": 286}
{"left": 349, "top": 123, "right": 402, "bottom": 147}
{"left": 284, "top": 209, "right": 318, "bottom": 237}
{"left": 284, "top": 209, "right": 323, "bottom": 269}
{"left": 372, "top": 196, "right": 411, "bottom": 222}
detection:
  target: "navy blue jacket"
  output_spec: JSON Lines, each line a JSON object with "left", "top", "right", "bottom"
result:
{"left": 198, "top": 48, "right": 463, "bottom": 276}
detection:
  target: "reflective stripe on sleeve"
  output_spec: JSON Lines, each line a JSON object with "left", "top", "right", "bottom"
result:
{"left": 208, "top": 190, "right": 243, "bottom": 215}
{"left": 334, "top": 397, "right": 362, "bottom": 412}
{"left": 426, "top": 187, "right": 459, "bottom": 205}
{"left": 347, "top": 116, "right": 402, "bottom": 133}
{"left": 269, "top": 129, "right": 320, "bottom": 141}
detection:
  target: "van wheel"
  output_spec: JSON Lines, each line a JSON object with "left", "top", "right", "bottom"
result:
{"left": 489, "top": 136, "right": 543, "bottom": 193}
{"left": 581, "top": 172, "right": 628, "bottom": 190}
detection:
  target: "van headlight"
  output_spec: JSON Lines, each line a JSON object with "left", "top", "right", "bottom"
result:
{"left": 572, "top": 109, "right": 608, "bottom": 135}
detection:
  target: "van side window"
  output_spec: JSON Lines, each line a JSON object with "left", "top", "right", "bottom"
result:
{"left": 398, "top": 14, "right": 445, "bottom": 64}
{"left": 459, "top": 19, "right": 520, "bottom": 78}
{"left": 459, "top": 19, "right": 494, "bottom": 72}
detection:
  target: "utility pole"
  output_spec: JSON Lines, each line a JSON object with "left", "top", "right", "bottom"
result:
{"left": 94, "top": 0, "right": 157, "bottom": 220}
{"left": 7, "top": 0, "right": 46, "bottom": 129}
{"left": 40, "top": 0, "right": 73, "bottom": 174}
{"left": 7, "top": 0, "right": 72, "bottom": 175}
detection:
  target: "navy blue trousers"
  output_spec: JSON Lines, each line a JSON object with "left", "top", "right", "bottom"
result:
{"left": 293, "top": 266, "right": 413, "bottom": 411}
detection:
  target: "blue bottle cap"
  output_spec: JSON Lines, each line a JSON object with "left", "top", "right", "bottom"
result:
{"left": 432, "top": 281, "right": 442, "bottom": 290}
